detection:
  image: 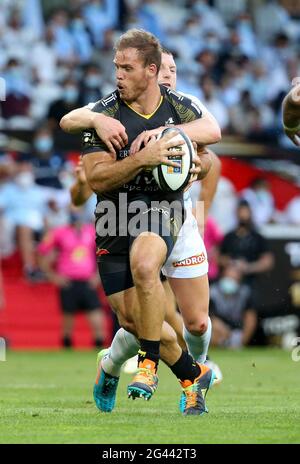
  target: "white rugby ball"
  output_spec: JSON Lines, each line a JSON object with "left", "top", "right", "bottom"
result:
{"left": 152, "top": 127, "right": 195, "bottom": 192}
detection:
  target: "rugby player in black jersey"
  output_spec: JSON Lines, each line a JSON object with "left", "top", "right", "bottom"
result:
{"left": 66, "top": 49, "right": 223, "bottom": 385}
{"left": 65, "top": 30, "right": 220, "bottom": 415}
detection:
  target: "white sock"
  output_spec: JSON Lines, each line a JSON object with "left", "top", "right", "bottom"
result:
{"left": 183, "top": 317, "right": 212, "bottom": 364}
{"left": 101, "top": 328, "right": 140, "bottom": 377}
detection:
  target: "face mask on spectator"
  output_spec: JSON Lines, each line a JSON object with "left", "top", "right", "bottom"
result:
{"left": 15, "top": 172, "right": 35, "bottom": 189}
{"left": 85, "top": 75, "right": 100, "bottom": 88}
{"left": 63, "top": 86, "right": 79, "bottom": 103}
{"left": 256, "top": 189, "right": 269, "bottom": 201}
{"left": 72, "top": 19, "right": 85, "bottom": 30}
{"left": 187, "top": 25, "right": 200, "bottom": 38}
{"left": 238, "top": 218, "right": 251, "bottom": 228}
{"left": 219, "top": 277, "right": 239, "bottom": 295}
{"left": 34, "top": 136, "right": 53, "bottom": 153}
{"left": 9, "top": 66, "right": 23, "bottom": 79}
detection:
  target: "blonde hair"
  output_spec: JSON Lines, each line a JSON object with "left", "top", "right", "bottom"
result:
{"left": 115, "top": 29, "right": 162, "bottom": 73}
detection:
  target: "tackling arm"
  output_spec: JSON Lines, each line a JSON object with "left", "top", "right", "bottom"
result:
{"left": 199, "top": 150, "right": 221, "bottom": 221}
{"left": 178, "top": 112, "right": 221, "bottom": 146}
{"left": 60, "top": 108, "right": 128, "bottom": 155}
{"left": 82, "top": 132, "right": 186, "bottom": 193}
{"left": 60, "top": 107, "right": 101, "bottom": 134}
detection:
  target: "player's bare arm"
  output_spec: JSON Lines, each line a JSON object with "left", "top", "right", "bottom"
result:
{"left": 83, "top": 131, "right": 185, "bottom": 193}
{"left": 130, "top": 115, "right": 221, "bottom": 155}
{"left": 177, "top": 113, "right": 221, "bottom": 146}
{"left": 60, "top": 109, "right": 128, "bottom": 155}
{"left": 199, "top": 150, "right": 221, "bottom": 220}
{"left": 282, "top": 83, "right": 300, "bottom": 146}
{"left": 70, "top": 159, "right": 93, "bottom": 206}
{"left": 195, "top": 147, "right": 213, "bottom": 181}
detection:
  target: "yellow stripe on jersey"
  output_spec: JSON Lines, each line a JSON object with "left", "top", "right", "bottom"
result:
{"left": 125, "top": 96, "right": 163, "bottom": 119}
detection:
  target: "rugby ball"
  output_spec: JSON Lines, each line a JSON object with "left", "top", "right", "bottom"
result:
{"left": 152, "top": 127, "right": 195, "bottom": 192}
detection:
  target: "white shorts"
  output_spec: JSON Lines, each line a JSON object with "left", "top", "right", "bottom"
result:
{"left": 162, "top": 197, "right": 208, "bottom": 279}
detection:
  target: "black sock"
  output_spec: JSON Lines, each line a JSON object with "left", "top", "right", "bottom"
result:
{"left": 170, "top": 350, "right": 201, "bottom": 383}
{"left": 138, "top": 339, "right": 160, "bottom": 371}
{"left": 94, "top": 337, "right": 104, "bottom": 348}
{"left": 62, "top": 336, "right": 72, "bottom": 348}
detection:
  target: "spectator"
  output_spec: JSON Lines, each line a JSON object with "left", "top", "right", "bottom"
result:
{"left": 27, "top": 126, "right": 66, "bottom": 190}
{"left": 49, "top": 9, "right": 76, "bottom": 63}
{"left": 47, "top": 77, "right": 81, "bottom": 129}
{"left": 79, "top": 63, "right": 103, "bottom": 107}
{"left": 234, "top": 12, "right": 257, "bottom": 59}
{"left": 0, "top": 0, "right": 298, "bottom": 142}
{"left": 70, "top": 10, "right": 93, "bottom": 64}
{"left": 219, "top": 73, "right": 241, "bottom": 108}
{"left": 254, "top": 0, "right": 291, "bottom": 42}
{"left": 199, "top": 75, "right": 229, "bottom": 130}
{"left": 209, "top": 176, "right": 238, "bottom": 234}
{"left": 195, "top": 49, "right": 219, "bottom": 81}
{"left": 3, "top": 8, "right": 36, "bottom": 60}
{"left": 240, "top": 178, "right": 275, "bottom": 227}
{"left": 210, "top": 263, "right": 257, "bottom": 348}
{"left": 38, "top": 207, "right": 105, "bottom": 348}
{"left": 0, "top": 161, "right": 51, "bottom": 280}
{"left": 30, "top": 26, "right": 58, "bottom": 83}
{"left": 191, "top": 0, "right": 228, "bottom": 39}
{"left": 284, "top": 196, "right": 300, "bottom": 225}
{"left": 249, "top": 61, "right": 271, "bottom": 107}
{"left": 204, "top": 216, "right": 224, "bottom": 283}
{"left": 229, "top": 90, "right": 274, "bottom": 138}
{"left": 0, "top": 256, "right": 4, "bottom": 311}
{"left": 135, "top": 0, "right": 166, "bottom": 42}
{"left": 0, "top": 58, "right": 32, "bottom": 123}
{"left": 219, "top": 200, "right": 274, "bottom": 289}
{"left": 82, "top": 0, "right": 119, "bottom": 48}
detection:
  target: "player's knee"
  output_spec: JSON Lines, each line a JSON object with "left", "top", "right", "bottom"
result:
{"left": 131, "top": 259, "right": 159, "bottom": 285}
{"left": 185, "top": 317, "right": 208, "bottom": 336}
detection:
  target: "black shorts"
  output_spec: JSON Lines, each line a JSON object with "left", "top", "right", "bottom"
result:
{"left": 97, "top": 204, "right": 184, "bottom": 296}
{"left": 59, "top": 280, "right": 101, "bottom": 314}
{"left": 98, "top": 258, "right": 168, "bottom": 296}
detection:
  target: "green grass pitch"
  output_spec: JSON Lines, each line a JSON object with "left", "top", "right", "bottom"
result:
{"left": 0, "top": 348, "right": 299, "bottom": 444}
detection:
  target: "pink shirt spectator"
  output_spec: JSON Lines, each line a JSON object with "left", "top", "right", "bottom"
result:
{"left": 204, "top": 216, "right": 224, "bottom": 280}
{"left": 38, "top": 224, "right": 96, "bottom": 280}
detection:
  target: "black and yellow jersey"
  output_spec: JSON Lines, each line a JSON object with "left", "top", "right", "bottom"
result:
{"left": 82, "top": 84, "right": 202, "bottom": 204}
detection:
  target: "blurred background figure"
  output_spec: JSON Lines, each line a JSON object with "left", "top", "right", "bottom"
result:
{"left": 0, "top": 160, "right": 51, "bottom": 281}
{"left": 27, "top": 126, "right": 66, "bottom": 190}
{"left": 210, "top": 263, "right": 258, "bottom": 348}
{"left": 203, "top": 216, "right": 224, "bottom": 283}
{"left": 0, "top": 0, "right": 299, "bottom": 351}
{"left": 37, "top": 207, "right": 105, "bottom": 348}
{"left": 284, "top": 196, "right": 300, "bottom": 225}
{"left": 219, "top": 200, "right": 274, "bottom": 291}
{"left": 47, "top": 77, "right": 81, "bottom": 129}
{"left": 0, "top": 257, "right": 4, "bottom": 311}
{"left": 0, "top": 58, "right": 33, "bottom": 128}
{"left": 240, "top": 177, "right": 275, "bottom": 227}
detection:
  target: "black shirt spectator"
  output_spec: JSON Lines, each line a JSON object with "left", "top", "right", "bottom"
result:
{"left": 219, "top": 200, "right": 274, "bottom": 286}
{"left": 47, "top": 78, "right": 81, "bottom": 129}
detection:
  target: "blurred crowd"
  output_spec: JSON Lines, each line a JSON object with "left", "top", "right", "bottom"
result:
{"left": 0, "top": 0, "right": 300, "bottom": 146}
{"left": 1, "top": 0, "right": 300, "bottom": 347}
